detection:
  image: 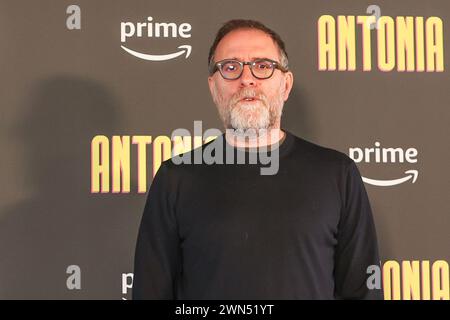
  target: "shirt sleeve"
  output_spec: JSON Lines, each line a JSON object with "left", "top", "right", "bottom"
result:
{"left": 132, "top": 161, "right": 181, "bottom": 300}
{"left": 334, "top": 159, "right": 383, "bottom": 300}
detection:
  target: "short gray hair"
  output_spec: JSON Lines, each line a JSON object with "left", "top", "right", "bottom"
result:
{"left": 208, "top": 19, "right": 289, "bottom": 74}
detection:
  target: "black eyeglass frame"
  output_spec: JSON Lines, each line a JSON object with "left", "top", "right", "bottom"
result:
{"left": 209, "top": 58, "right": 289, "bottom": 79}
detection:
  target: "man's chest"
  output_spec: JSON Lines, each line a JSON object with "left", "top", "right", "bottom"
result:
{"left": 175, "top": 169, "right": 342, "bottom": 251}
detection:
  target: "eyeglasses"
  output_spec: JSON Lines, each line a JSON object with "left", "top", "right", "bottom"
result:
{"left": 209, "top": 58, "right": 288, "bottom": 80}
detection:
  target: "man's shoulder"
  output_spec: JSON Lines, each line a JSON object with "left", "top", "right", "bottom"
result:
{"left": 288, "top": 132, "right": 354, "bottom": 168}
{"left": 155, "top": 138, "right": 217, "bottom": 177}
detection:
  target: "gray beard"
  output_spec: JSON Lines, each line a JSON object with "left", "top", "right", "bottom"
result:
{"left": 230, "top": 100, "right": 271, "bottom": 132}
{"left": 214, "top": 87, "right": 284, "bottom": 134}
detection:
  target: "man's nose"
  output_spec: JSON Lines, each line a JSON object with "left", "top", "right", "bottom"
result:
{"left": 239, "top": 64, "right": 256, "bottom": 87}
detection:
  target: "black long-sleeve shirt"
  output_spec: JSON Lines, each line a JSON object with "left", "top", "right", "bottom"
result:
{"left": 133, "top": 130, "right": 383, "bottom": 299}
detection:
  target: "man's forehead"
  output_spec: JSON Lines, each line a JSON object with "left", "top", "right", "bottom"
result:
{"left": 214, "top": 29, "right": 280, "bottom": 61}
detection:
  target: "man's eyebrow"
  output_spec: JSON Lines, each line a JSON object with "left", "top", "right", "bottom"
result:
{"left": 226, "top": 57, "right": 270, "bottom": 61}
{"left": 250, "top": 57, "right": 269, "bottom": 61}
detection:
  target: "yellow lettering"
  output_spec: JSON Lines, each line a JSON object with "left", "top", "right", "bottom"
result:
{"left": 91, "top": 135, "right": 110, "bottom": 193}
{"left": 357, "top": 16, "right": 375, "bottom": 71}
{"left": 426, "top": 17, "right": 444, "bottom": 72}
{"left": 337, "top": 15, "right": 356, "bottom": 71}
{"left": 402, "top": 260, "right": 421, "bottom": 300}
{"left": 377, "top": 16, "right": 396, "bottom": 71}
{"left": 396, "top": 17, "right": 415, "bottom": 71}
{"left": 432, "top": 260, "right": 450, "bottom": 300}
{"left": 112, "top": 136, "right": 130, "bottom": 193}
{"left": 318, "top": 15, "right": 336, "bottom": 70}
{"left": 383, "top": 260, "right": 401, "bottom": 300}
{"left": 153, "top": 136, "right": 172, "bottom": 177}
{"left": 416, "top": 17, "right": 425, "bottom": 72}
{"left": 132, "top": 136, "right": 152, "bottom": 194}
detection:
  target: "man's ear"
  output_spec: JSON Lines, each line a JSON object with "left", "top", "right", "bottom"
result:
{"left": 283, "top": 71, "right": 294, "bottom": 101}
{"left": 208, "top": 76, "right": 215, "bottom": 97}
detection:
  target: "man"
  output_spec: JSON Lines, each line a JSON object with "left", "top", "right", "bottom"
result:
{"left": 133, "top": 19, "right": 383, "bottom": 299}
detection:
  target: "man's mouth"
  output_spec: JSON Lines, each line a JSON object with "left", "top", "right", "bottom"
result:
{"left": 240, "top": 97, "right": 258, "bottom": 102}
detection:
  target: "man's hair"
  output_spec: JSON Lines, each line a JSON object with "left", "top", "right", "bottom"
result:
{"left": 208, "top": 19, "right": 289, "bottom": 74}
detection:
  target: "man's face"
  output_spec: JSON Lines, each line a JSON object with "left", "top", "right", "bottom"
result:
{"left": 208, "top": 28, "right": 294, "bottom": 133}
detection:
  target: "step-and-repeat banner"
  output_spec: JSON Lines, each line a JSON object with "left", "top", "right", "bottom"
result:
{"left": 0, "top": 0, "right": 449, "bottom": 299}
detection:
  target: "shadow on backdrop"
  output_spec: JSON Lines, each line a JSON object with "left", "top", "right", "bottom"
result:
{"left": 0, "top": 76, "right": 143, "bottom": 299}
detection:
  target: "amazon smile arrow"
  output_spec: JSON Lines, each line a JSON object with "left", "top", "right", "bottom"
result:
{"left": 121, "top": 44, "right": 192, "bottom": 61}
{"left": 362, "top": 170, "right": 418, "bottom": 187}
